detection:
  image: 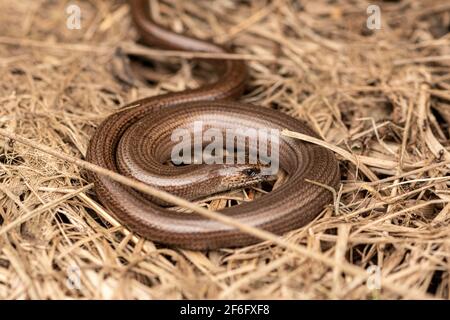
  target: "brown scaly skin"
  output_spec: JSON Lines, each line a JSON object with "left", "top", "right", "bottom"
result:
{"left": 85, "top": 0, "right": 340, "bottom": 250}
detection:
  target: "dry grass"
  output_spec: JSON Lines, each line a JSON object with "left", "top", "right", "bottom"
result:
{"left": 0, "top": 0, "right": 450, "bottom": 299}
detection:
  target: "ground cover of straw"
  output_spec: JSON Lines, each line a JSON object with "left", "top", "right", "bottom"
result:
{"left": 0, "top": 0, "right": 450, "bottom": 299}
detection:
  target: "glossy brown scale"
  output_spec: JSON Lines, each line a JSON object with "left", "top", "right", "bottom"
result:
{"left": 86, "top": 0, "right": 340, "bottom": 249}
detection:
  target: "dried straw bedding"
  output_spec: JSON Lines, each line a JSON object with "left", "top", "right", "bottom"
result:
{"left": 0, "top": 0, "right": 449, "bottom": 299}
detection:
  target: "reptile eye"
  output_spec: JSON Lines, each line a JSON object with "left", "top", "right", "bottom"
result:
{"left": 243, "top": 168, "right": 260, "bottom": 176}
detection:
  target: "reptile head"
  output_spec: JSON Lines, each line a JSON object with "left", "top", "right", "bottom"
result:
{"left": 219, "top": 164, "right": 277, "bottom": 190}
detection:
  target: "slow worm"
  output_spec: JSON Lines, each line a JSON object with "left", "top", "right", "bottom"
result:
{"left": 86, "top": 0, "right": 340, "bottom": 250}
